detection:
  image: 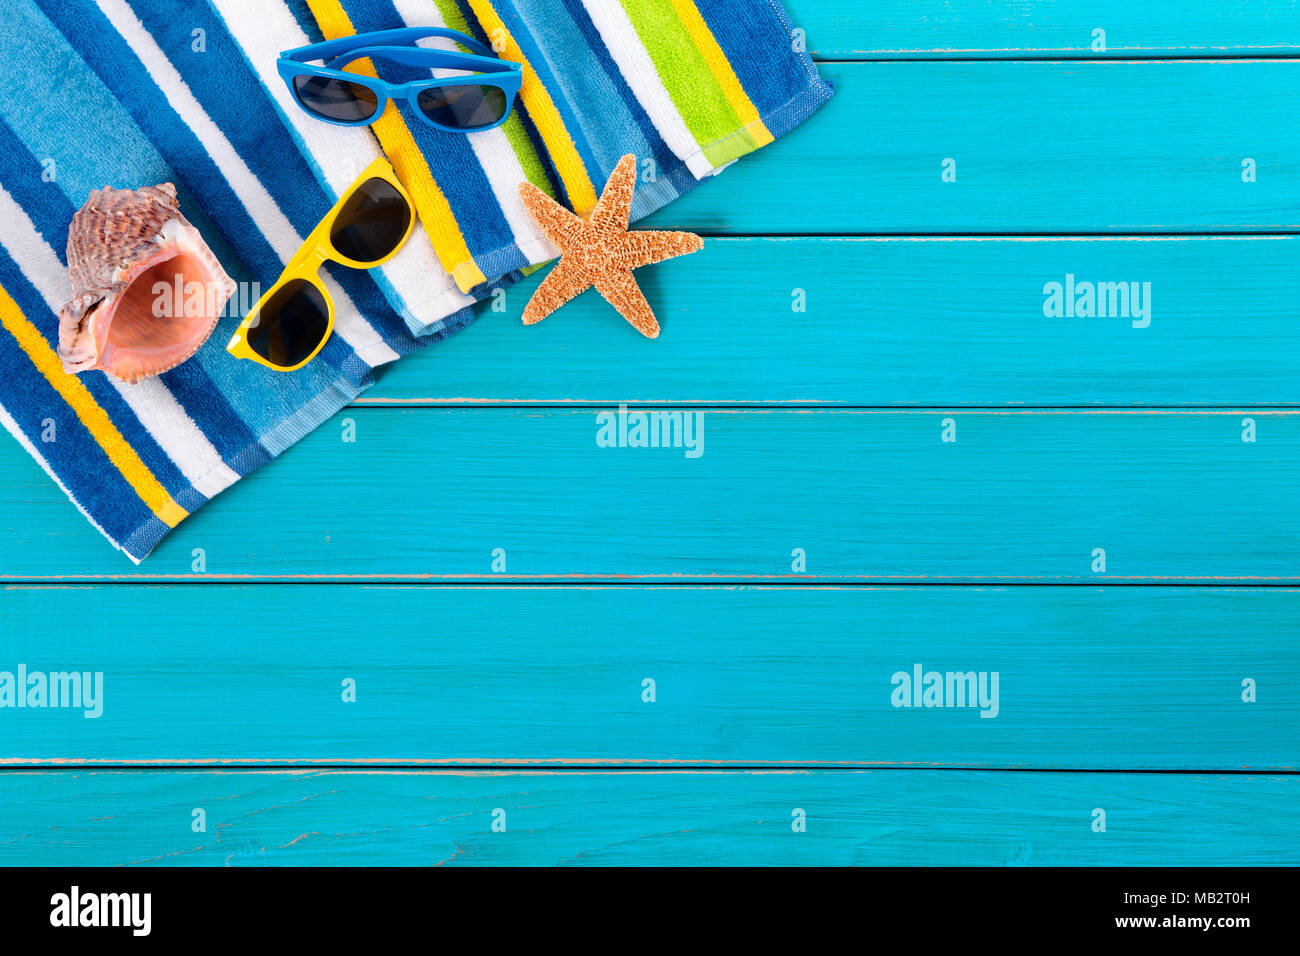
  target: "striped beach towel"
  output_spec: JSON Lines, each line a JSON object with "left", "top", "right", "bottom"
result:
{"left": 0, "top": 0, "right": 831, "bottom": 562}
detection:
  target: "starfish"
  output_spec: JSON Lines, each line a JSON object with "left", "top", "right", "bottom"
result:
{"left": 518, "top": 153, "right": 703, "bottom": 338}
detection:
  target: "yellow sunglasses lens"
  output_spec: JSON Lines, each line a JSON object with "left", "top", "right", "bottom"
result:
{"left": 329, "top": 177, "right": 412, "bottom": 264}
{"left": 245, "top": 277, "right": 331, "bottom": 369}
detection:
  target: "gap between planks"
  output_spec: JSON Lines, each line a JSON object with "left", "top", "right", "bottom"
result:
{"left": 11, "top": 579, "right": 1300, "bottom": 586}
{"left": 0, "top": 764, "right": 1295, "bottom": 774}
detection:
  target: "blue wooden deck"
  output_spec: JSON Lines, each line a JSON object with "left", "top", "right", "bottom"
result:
{"left": 2, "top": 1, "right": 1299, "bottom": 865}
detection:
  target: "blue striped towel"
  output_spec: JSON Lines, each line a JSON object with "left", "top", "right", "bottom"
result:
{"left": 0, "top": 0, "right": 831, "bottom": 562}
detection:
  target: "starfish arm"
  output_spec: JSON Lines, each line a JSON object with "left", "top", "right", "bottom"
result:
{"left": 617, "top": 230, "right": 704, "bottom": 271}
{"left": 518, "top": 181, "right": 588, "bottom": 248}
{"left": 593, "top": 269, "right": 660, "bottom": 339}
{"left": 522, "top": 258, "right": 591, "bottom": 325}
{"left": 588, "top": 154, "right": 638, "bottom": 237}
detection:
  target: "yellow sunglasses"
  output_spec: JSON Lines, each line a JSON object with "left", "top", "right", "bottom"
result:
{"left": 226, "top": 158, "right": 415, "bottom": 371}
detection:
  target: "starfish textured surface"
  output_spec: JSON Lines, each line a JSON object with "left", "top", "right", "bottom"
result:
{"left": 518, "top": 154, "right": 704, "bottom": 338}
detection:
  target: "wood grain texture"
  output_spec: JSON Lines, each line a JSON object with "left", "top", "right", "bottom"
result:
{"left": 0, "top": 585, "right": 1292, "bottom": 769}
{"left": 1, "top": 408, "right": 1296, "bottom": 581}
{"left": 0, "top": 768, "right": 1293, "bottom": 866}
{"left": 788, "top": 0, "right": 1300, "bottom": 59}
{"left": 649, "top": 62, "right": 1300, "bottom": 234}
{"left": 4, "top": 1, "right": 1300, "bottom": 869}
{"left": 366, "top": 236, "right": 1300, "bottom": 405}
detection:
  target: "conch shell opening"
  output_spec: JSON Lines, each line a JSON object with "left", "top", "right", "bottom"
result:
{"left": 58, "top": 184, "right": 235, "bottom": 384}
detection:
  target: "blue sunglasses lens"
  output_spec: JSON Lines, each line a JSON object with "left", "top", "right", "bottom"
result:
{"left": 416, "top": 84, "right": 507, "bottom": 130}
{"left": 293, "top": 74, "right": 379, "bottom": 122}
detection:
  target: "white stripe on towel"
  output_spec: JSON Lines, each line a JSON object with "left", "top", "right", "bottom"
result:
{"left": 0, "top": 181, "right": 241, "bottom": 499}
{"left": 210, "top": 0, "right": 476, "bottom": 329}
{"left": 579, "top": 0, "right": 713, "bottom": 179}
{"left": 99, "top": 0, "right": 401, "bottom": 365}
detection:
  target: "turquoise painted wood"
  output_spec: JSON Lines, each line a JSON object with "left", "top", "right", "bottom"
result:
{"left": 1, "top": 409, "right": 1296, "bottom": 581}
{"left": 3, "top": 1, "right": 1299, "bottom": 868}
{"left": 367, "top": 236, "right": 1300, "bottom": 406}
{"left": 0, "top": 769, "right": 1294, "bottom": 866}
{"left": 789, "top": 0, "right": 1300, "bottom": 59}
{"left": 648, "top": 62, "right": 1300, "bottom": 233}
{"left": 0, "top": 585, "right": 1292, "bottom": 769}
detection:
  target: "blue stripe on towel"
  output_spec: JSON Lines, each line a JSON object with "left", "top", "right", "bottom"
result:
{"left": 120, "top": 516, "right": 173, "bottom": 562}
{"left": 491, "top": 2, "right": 605, "bottom": 185}
{"left": 694, "top": 0, "right": 833, "bottom": 140}
{"left": 0, "top": 116, "right": 79, "bottom": 255}
{"left": 3, "top": 1, "right": 242, "bottom": 278}
{"left": 285, "top": 0, "right": 329, "bottom": 45}
{"left": 155, "top": 362, "right": 270, "bottom": 478}
{"left": 693, "top": 0, "right": 808, "bottom": 114}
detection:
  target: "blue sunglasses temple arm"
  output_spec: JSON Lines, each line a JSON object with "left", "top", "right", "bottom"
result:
{"left": 281, "top": 26, "right": 497, "bottom": 64}
{"left": 325, "top": 45, "right": 520, "bottom": 75}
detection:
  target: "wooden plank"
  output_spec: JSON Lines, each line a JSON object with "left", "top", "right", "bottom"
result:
{"left": 789, "top": 0, "right": 1300, "bottom": 59}
{"left": 1, "top": 408, "right": 1297, "bottom": 581}
{"left": 0, "top": 768, "right": 1294, "bottom": 865}
{"left": 0, "top": 585, "right": 1293, "bottom": 769}
{"left": 367, "top": 236, "right": 1300, "bottom": 406}
{"left": 649, "top": 61, "right": 1300, "bottom": 234}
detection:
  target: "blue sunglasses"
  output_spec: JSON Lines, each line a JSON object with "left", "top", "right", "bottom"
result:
{"left": 278, "top": 27, "right": 522, "bottom": 133}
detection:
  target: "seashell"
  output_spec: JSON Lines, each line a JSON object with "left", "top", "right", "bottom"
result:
{"left": 57, "top": 183, "right": 235, "bottom": 384}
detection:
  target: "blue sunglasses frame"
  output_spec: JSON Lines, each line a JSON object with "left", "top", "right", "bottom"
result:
{"left": 278, "top": 27, "right": 523, "bottom": 133}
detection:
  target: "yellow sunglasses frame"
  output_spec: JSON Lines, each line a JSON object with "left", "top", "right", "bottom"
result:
{"left": 226, "top": 158, "right": 416, "bottom": 372}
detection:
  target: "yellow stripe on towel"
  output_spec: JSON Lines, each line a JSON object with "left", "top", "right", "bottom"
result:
{"left": 0, "top": 283, "right": 187, "bottom": 528}
{"left": 305, "top": 0, "right": 488, "bottom": 292}
{"left": 668, "top": 0, "right": 773, "bottom": 148}
{"left": 466, "top": 0, "right": 598, "bottom": 214}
